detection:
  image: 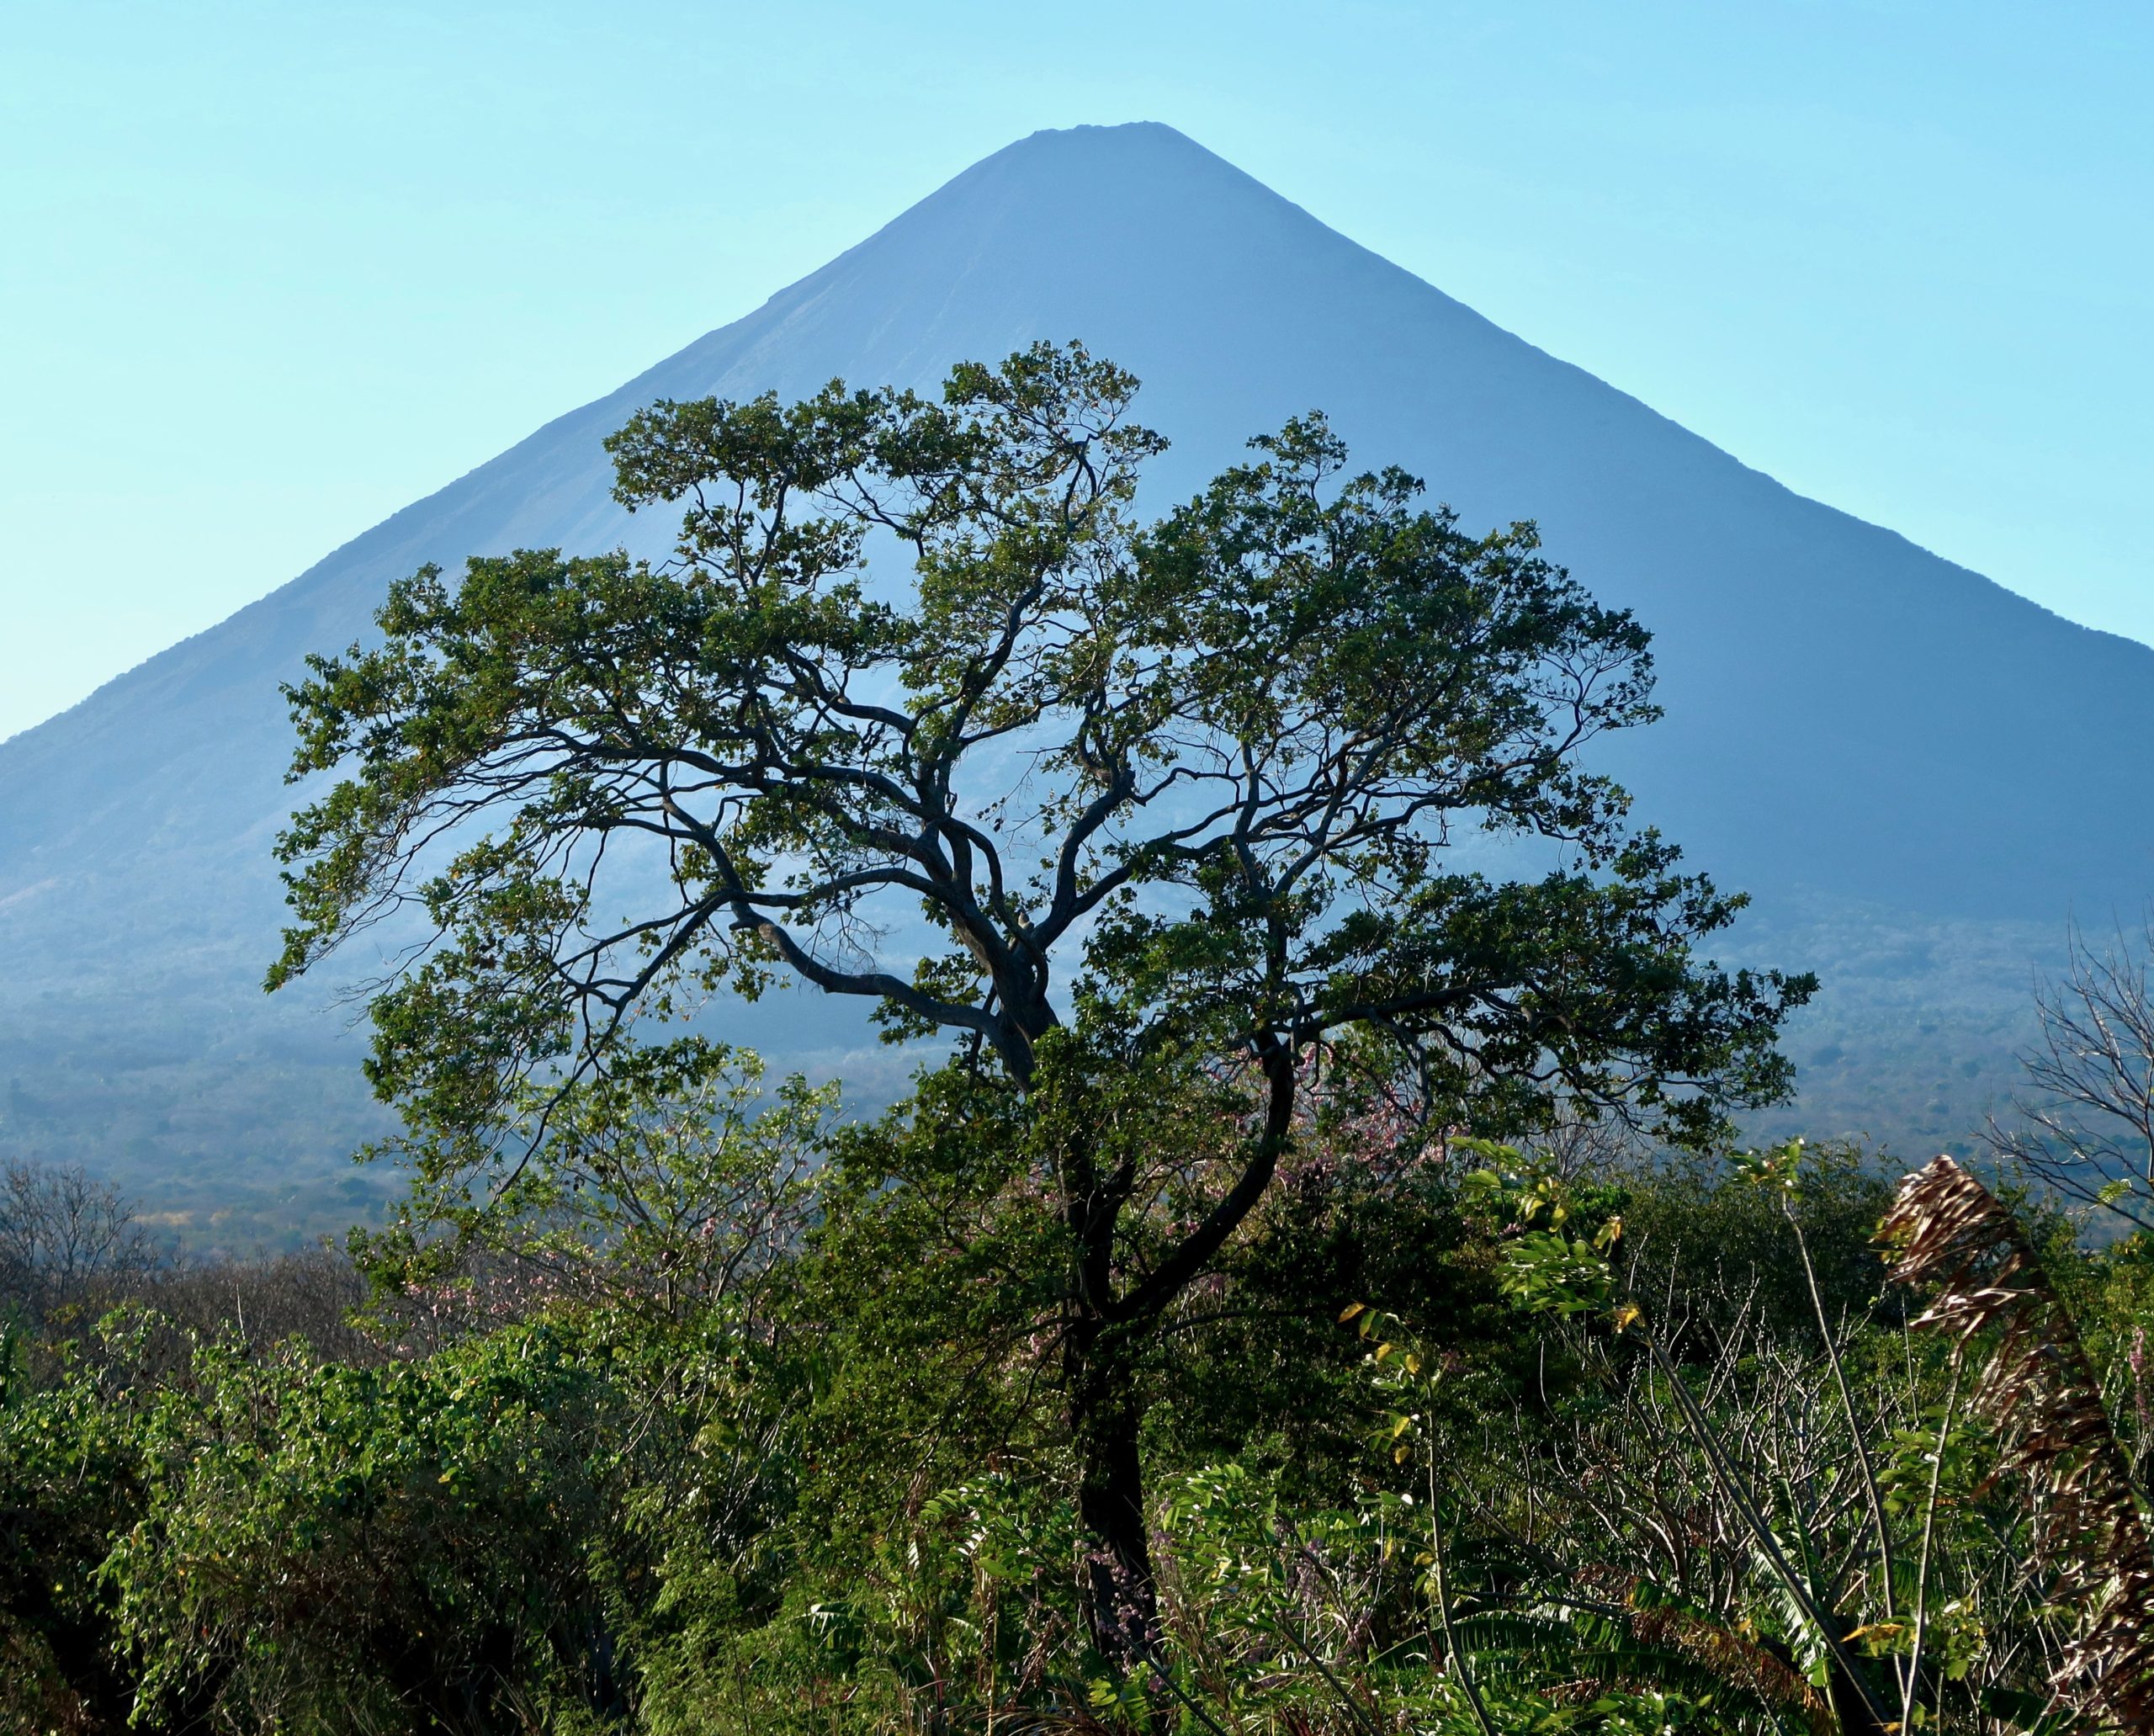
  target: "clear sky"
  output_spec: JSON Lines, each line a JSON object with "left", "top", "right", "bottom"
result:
{"left": 3, "top": 0, "right": 2146, "bottom": 742}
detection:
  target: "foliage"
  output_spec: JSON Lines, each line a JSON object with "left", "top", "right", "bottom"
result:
{"left": 350, "top": 1038, "right": 832, "bottom": 1315}
{"left": 25, "top": 348, "right": 2147, "bottom": 1733}
{"left": 1351, "top": 1141, "right": 2114, "bottom": 1735}
{"left": 106, "top": 1319, "right": 629, "bottom": 1731}
{"left": 1883, "top": 1154, "right": 2154, "bottom": 1726}
{"left": 1, "top": 1279, "right": 811, "bottom": 1733}
{"left": 0, "top": 1312, "right": 157, "bottom": 1733}
{"left": 9, "top": 1106, "right": 2154, "bottom": 1733}
{"left": 263, "top": 342, "right": 1812, "bottom": 1645}
{"left": 269, "top": 342, "right": 1803, "bottom": 1169}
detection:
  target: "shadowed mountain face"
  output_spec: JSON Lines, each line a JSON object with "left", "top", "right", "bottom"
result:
{"left": 2, "top": 123, "right": 2143, "bottom": 1240}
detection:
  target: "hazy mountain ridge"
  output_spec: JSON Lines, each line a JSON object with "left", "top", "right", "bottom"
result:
{"left": 2, "top": 122, "right": 2142, "bottom": 1241}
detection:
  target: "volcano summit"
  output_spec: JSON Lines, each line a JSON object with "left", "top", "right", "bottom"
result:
{"left": 3, "top": 123, "right": 2143, "bottom": 1234}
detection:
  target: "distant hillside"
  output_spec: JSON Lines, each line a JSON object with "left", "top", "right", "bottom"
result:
{"left": 2, "top": 123, "right": 2141, "bottom": 1244}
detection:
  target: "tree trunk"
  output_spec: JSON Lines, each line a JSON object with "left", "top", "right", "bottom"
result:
{"left": 1050, "top": 1041, "right": 1297, "bottom": 1663}
{"left": 1065, "top": 1317, "right": 1158, "bottom": 1661}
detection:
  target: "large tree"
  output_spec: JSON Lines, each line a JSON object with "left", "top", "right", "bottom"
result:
{"left": 272, "top": 342, "right": 1810, "bottom": 1642}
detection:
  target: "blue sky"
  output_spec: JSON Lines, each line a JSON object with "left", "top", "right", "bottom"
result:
{"left": 3, "top": 0, "right": 2146, "bottom": 741}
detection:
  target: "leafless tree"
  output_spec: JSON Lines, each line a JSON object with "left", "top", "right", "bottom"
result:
{"left": 1992, "top": 916, "right": 2154, "bottom": 1233}
{"left": 0, "top": 1157, "right": 159, "bottom": 1324}
{"left": 141, "top": 1248, "right": 378, "bottom": 1364}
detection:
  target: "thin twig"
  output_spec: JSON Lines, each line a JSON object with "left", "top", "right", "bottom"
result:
{"left": 1639, "top": 1328, "right": 1896, "bottom": 1731}
{"left": 1427, "top": 1458, "right": 1499, "bottom": 1736}
{"left": 1903, "top": 1361, "right": 1962, "bottom": 1736}
{"left": 1787, "top": 1197, "right": 1898, "bottom": 1622}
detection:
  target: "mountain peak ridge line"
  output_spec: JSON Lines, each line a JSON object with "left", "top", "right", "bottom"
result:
{"left": 3, "top": 117, "right": 2129, "bottom": 754}
{"left": 0, "top": 120, "right": 2146, "bottom": 1224}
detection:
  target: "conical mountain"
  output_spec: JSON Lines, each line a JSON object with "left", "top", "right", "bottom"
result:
{"left": 3, "top": 123, "right": 2143, "bottom": 1236}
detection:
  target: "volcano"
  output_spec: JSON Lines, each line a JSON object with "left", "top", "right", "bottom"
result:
{"left": 3, "top": 123, "right": 2144, "bottom": 1237}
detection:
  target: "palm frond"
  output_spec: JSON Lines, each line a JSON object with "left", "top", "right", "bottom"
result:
{"left": 1453, "top": 1595, "right": 1829, "bottom": 1733}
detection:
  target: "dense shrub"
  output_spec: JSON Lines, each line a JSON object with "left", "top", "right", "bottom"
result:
{"left": 4, "top": 1128, "right": 2154, "bottom": 1732}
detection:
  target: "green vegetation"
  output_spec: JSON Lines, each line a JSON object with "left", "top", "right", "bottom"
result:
{"left": 267, "top": 342, "right": 1803, "bottom": 1656}
{"left": 5, "top": 348, "right": 2153, "bottom": 1732}
{"left": 8, "top": 1127, "right": 2154, "bottom": 1732}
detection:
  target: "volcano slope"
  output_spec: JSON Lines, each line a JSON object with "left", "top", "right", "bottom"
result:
{"left": 3, "top": 123, "right": 2144, "bottom": 1240}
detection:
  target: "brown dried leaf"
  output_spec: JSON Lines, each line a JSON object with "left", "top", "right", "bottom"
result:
{"left": 1883, "top": 1155, "right": 2154, "bottom": 1729}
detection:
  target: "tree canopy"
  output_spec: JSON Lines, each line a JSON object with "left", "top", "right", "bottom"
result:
{"left": 270, "top": 341, "right": 1812, "bottom": 1635}
{"left": 273, "top": 342, "right": 1803, "bottom": 1152}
